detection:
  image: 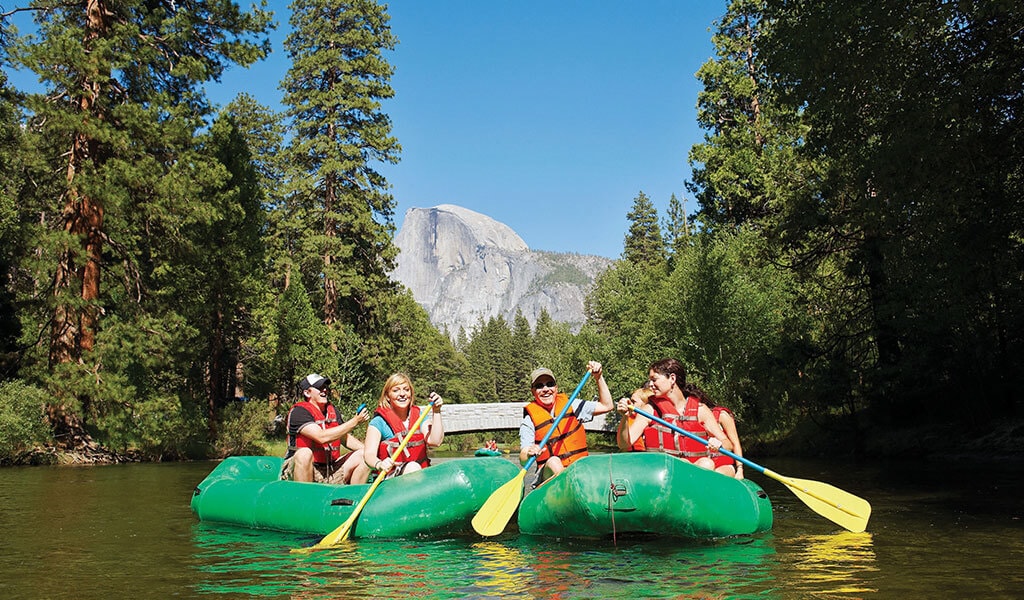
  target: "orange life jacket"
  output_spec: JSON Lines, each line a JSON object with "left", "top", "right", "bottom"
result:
{"left": 642, "top": 395, "right": 708, "bottom": 462}
{"left": 620, "top": 412, "right": 647, "bottom": 451}
{"left": 287, "top": 400, "right": 341, "bottom": 464}
{"left": 524, "top": 393, "right": 589, "bottom": 468}
{"left": 374, "top": 406, "right": 431, "bottom": 468}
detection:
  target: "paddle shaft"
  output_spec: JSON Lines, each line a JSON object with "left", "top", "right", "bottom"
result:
{"left": 632, "top": 406, "right": 866, "bottom": 521}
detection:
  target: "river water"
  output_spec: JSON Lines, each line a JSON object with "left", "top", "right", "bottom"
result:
{"left": 0, "top": 455, "right": 1021, "bottom": 599}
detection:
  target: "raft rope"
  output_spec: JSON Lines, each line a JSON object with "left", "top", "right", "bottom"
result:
{"left": 608, "top": 455, "right": 618, "bottom": 547}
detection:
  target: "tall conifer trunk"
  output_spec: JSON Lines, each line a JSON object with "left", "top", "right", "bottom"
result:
{"left": 50, "top": 0, "right": 110, "bottom": 368}
{"left": 47, "top": 0, "right": 112, "bottom": 444}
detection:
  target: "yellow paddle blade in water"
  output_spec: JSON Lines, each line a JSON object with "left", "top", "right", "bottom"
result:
{"left": 471, "top": 469, "right": 527, "bottom": 537}
{"left": 765, "top": 469, "right": 872, "bottom": 533}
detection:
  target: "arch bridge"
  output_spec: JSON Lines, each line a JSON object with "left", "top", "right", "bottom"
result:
{"left": 438, "top": 402, "right": 614, "bottom": 434}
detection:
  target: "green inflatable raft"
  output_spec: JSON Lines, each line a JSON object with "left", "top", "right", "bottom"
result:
{"left": 191, "top": 455, "right": 519, "bottom": 539}
{"left": 517, "top": 453, "right": 773, "bottom": 539}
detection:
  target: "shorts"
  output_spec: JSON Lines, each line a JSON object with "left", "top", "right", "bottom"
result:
{"left": 281, "top": 451, "right": 356, "bottom": 484}
{"left": 378, "top": 461, "right": 416, "bottom": 481}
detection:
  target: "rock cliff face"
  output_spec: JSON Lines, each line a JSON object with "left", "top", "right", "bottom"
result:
{"left": 391, "top": 204, "right": 612, "bottom": 335}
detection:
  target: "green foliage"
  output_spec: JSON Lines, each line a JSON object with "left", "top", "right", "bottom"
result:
{"left": 0, "top": 0, "right": 1019, "bottom": 461}
{"left": 761, "top": 0, "right": 1024, "bottom": 415}
{"left": 214, "top": 399, "right": 276, "bottom": 458}
{"left": 622, "top": 191, "right": 668, "bottom": 268}
{"left": 462, "top": 316, "right": 515, "bottom": 402}
{"left": 0, "top": 75, "right": 25, "bottom": 377}
{"left": 531, "top": 310, "right": 586, "bottom": 393}
{"left": 279, "top": 0, "right": 401, "bottom": 330}
{"left": 373, "top": 289, "right": 469, "bottom": 403}
{"left": 533, "top": 253, "right": 592, "bottom": 286}
{"left": 270, "top": 283, "right": 338, "bottom": 396}
{"left": 689, "top": 0, "right": 819, "bottom": 235}
{"left": 52, "top": 313, "right": 208, "bottom": 459}
{"left": 586, "top": 260, "right": 663, "bottom": 381}
{"left": 663, "top": 193, "right": 690, "bottom": 267}
{"left": 652, "top": 227, "right": 803, "bottom": 430}
{"left": 510, "top": 311, "right": 536, "bottom": 392}
{"left": 0, "top": 380, "right": 52, "bottom": 462}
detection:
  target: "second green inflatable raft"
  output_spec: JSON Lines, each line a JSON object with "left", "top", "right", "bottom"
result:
{"left": 517, "top": 452, "right": 773, "bottom": 539}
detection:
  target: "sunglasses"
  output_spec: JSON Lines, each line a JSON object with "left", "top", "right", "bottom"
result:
{"left": 532, "top": 380, "right": 557, "bottom": 390}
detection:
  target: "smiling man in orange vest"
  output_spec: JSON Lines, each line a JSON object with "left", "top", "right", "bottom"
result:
{"left": 519, "top": 361, "right": 613, "bottom": 486}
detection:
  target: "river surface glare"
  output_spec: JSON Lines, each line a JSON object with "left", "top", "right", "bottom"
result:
{"left": 0, "top": 455, "right": 1021, "bottom": 599}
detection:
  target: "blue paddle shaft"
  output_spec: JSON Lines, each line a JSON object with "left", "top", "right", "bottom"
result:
{"left": 523, "top": 370, "right": 593, "bottom": 471}
{"left": 631, "top": 406, "right": 764, "bottom": 475}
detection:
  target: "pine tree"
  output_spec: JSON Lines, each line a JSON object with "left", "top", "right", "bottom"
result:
{"left": 0, "top": 73, "right": 26, "bottom": 377}
{"left": 6, "top": 1, "right": 271, "bottom": 445}
{"left": 663, "top": 193, "right": 690, "bottom": 267}
{"left": 197, "top": 114, "right": 268, "bottom": 422}
{"left": 511, "top": 310, "right": 535, "bottom": 392}
{"left": 279, "top": 0, "right": 401, "bottom": 331}
{"left": 688, "top": 0, "right": 812, "bottom": 232}
{"left": 622, "top": 191, "right": 667, "bottom": 269}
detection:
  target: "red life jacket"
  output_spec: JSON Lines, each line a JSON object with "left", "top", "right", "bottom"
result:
{"left": 374, "top": 406, "right": 431, "bottom": 468}
{"left": 524, "top": 393, "right": 589, "bottom": 469}
{"left": 287, "top": 400, "right": 341, "bottom": 464}
{"left": 642, "top": 395, "right": 708, "bottom": 462}
{"left": 711, "top": 406, "right": 737, "bottom": 469}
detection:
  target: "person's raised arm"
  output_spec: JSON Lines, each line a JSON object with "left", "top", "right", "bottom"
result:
{"left": 588, "top": 360, "right": 614, "bottom": 415}
{"left": 424, "top": 392, "right": 445, "bottom": 447}
{"left": 298, "top": 407, "right": 367, "bottom": 445}
{"left": 625, "top": 403, "right": 652, "bottom": 446}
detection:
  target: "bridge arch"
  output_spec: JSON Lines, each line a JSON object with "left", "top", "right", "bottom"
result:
{"left": 439, "top": 402, "right": 613, "bottom": 435}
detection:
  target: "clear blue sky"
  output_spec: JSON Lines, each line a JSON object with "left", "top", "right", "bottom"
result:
{"left": 210, "top": 0, "right": 727, "bottom": 258}
{"left": 10, "top": 1, "right": 727, "bottom": 259}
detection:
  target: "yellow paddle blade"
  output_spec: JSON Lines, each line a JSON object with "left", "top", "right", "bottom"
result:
{"left": 311, "top": 516, "right": 356, "bottom": 549}
{"left": 765, "top": 470, "right": 871, "bottom": 533}
{"left": 471, "top": 469, "right": 527, "bottom": 537}
{"left": 289, "top": 513, "right": 357, "bottom": 554}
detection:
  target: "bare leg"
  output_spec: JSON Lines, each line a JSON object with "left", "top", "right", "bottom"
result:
{"left": 343, "top": 449, "right": 370, "bottom": 484}
{"left": 290, "top": 448, "right": 315, "bottom": 482}
{"left": 694, "top": 457, "right": 716, "bottom": 470}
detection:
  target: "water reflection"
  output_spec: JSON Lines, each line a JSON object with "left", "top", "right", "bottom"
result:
{"left": 461, "top": 541, "right": 532, "bottom": 598}
{"left": 191, "top": 521, "right": 787, "bottom": 598}
{"left": 778, "top": 531, "right": 878, "bottom": 596}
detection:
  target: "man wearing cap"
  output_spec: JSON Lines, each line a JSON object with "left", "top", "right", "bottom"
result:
{"left": 281, "top": 373, "right": 371, "bottom": 485}
{"left": 519, "top": 360, "right": 613, "bottom": 486}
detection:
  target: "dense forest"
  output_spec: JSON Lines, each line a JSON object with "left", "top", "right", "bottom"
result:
{"left": 1, "top": 1, "right": 1020, "bottom": 464}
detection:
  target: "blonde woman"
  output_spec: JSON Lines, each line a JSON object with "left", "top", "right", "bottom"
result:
{"left": 362, "top": 373, "right": 444, "bottom": 479}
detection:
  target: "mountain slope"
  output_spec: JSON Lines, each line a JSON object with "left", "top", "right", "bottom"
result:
{"left": 391, "top": 204, "right": 612, "bottom": 335}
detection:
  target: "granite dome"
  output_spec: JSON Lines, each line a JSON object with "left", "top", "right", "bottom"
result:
{"left": 391, "top": 205, "right": 612, "bottom": 336}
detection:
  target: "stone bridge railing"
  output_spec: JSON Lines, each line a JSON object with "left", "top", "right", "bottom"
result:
{"left": 438, "top": 402, "right": 613, "bottom": 434}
